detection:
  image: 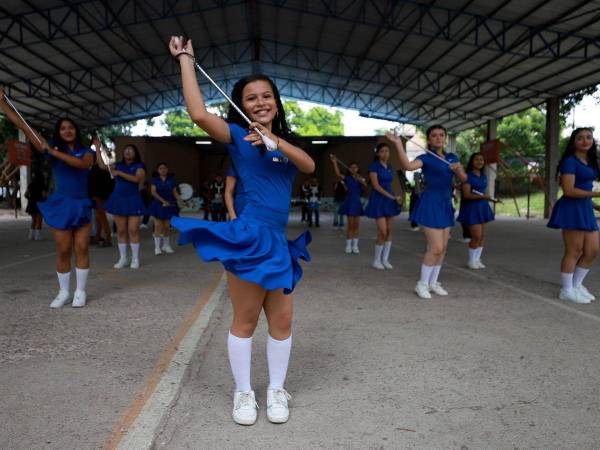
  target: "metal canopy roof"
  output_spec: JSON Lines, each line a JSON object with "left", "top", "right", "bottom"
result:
{"left": 2, "top": 0, "right": 600, "bottom": 132}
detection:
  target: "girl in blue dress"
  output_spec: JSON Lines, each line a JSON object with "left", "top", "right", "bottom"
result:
{"left": 457, "top": 153, "right": 496, "bottom": 270}
{"left": 547, "top": 127, "right": 600, "bottom": 304}
{"left": 364, "top": 143, "right": 402, "bottom": 269}
{"left": 1, "top": 91, "right": 94, "bottom": 308}
{"left": 101, "top": 145, "right": 146, "bottom": 269}
{"left": 387, "top": 126, "right": 467, "bottom": 299}
{"left": 148, "top": 162, "right": 181, "bottom": 255}
{"left": 169, "top": 36, "right": 314, "bottom": 426}
{"left": 224, "top": 164, "right": 248, "bottom": 219}
{"left": 330, "top": 154, "right": 366, "bottom": 254}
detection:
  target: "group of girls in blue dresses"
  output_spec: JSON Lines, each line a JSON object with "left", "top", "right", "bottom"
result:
{"left": 547, "top": 127, "right": 600, "bottom": 304}
{"left": 330, "top": 155, "right": 367, "bottom": 254}
{"left": 169, "top": 35, "right": 314, "bottom": 426}
{"left": 1, "top": 90, "right": 95, "bottom": 308}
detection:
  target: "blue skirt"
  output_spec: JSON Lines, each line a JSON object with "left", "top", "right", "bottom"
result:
{"left": 365, "top": 192, "right": 401, "bottom": 218}
{"left": 547, "top": 196, "right": 598, "bottom": 231}
{"left": 457, "top": 199, "right": 495, "bottom": 225}
{"left": 105, "top": 192, "right": 146, "bottom": 217}
{"left": 338, "top": 195, "right": 364, "bottom": 217}
{"left": 39, "top": 193, "right": 92, "bottom": 230}
{"left": 409, "top": 190, "right": 454, "bottom": 229}
{"left": 171, "top": 204, "right": 311, "bottom": 294}
{"left": 148, "top": 200, "right": 179, "bottom": 220}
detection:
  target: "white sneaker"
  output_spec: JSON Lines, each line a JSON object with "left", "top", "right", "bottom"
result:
{"left": 576, "top": 285, "right": 595, "bottom": 302}
{"left": 49, "top": 290, "right": 70, "bottom": 308}
{"left": 72, "top": 290, "right": 87, "bottom": 308}
{"left": 34, "top": 230, "right": 42, "bottom": 240}
{"left": 415, "top": 281, "right": 432, "bottom": 299}
{"left": 139, "top": 223, "right": 148, "bottom": 229}
{"left": 467, "top": 260, "right": 480, "bottom": 270}
{"left": 154, "top": 247, "right": 162, "bottom": 256}
{"left": 429, "top": 282, "right": 448, "bottom": 296}
{"left": 345, "top": 243, "right": 352, "bottom": 254}
{"left": 559, "top": 287, "right": 590, "bottom": 304}
{"left": 382, "top": 260, "right": 393, "bottom": 269}
{"left": 232, "top": 390, "right": 258, "bottom": 425}
{"left": 130, "top": 258, "right": 140, "bottom": 269}
{"left": 372, "top": 260, "right": 385, "bottom": 270}
{"left": 162, "top": 244, "right": 174, "bottom": 254}
{"left": 113, "top": 258, "right": 128, "bottom": 269}
{"left": 27, "top": 229, "right": 34, "bottom": 240}
{"left": 476, "top": 260, "right": 486, "bottom": 269}
{"left": 352, "top": 245, "right": 360, "bottom": 254}
{"left": 267, "top": 388, "right": 291, "bottom": 424}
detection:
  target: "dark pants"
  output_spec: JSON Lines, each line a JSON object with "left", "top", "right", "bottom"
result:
{"left": 301, "top": 204, "right": 309, "bottom": 222}
{"left": 308, "top": 202, "right": 320, "bottom": 227}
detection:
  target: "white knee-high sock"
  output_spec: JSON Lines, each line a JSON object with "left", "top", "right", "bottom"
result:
{"left": 352, "top": 238, "right": 359, "bottom": 248}
{"left": 154, "top": 236, "right": 161, "bottom": 250}
{"left": 476, "top": 247, "right": 484, "bottom": 260}
{"left": 130, "top": 243, "right": 140, "bottom": 260}
{"left": 420, "top": 265, "right": 433, "bottom": 283}
{"left": 573, "top": 267, "right": 590, "bottom": 287}
{"left": 382, "top": 241, "right": 392, "bottom": 262}
{"left": 75, "top": 268, "right": 89, "bottom": 292}
{"left": 228, "top": 332, "right": 253, "bottom": 392}
{"left": 560, "top": 272, "right": 574, "bottom": 289}
{"left": 267, "top": 334, "right": 292, "bottom": 390}
{"left": 162, "top": 235, "right": 170, "bottom": 246}
{"left": 430, "top": 265, "right": 442, "bottom": 284}
{"left": 118, "top": 243, "right": 127, "bottom": 260}
{"left": 57, "top": 271, "right": 70, "bottom": 292}
{"left": 373, "top": 245, "right": 383, "bottom": 264}
{"left": 468, "top": 248, "right": 477, "bottom": 263}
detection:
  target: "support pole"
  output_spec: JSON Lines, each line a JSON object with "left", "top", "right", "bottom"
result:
{"left": 544, "top": 97, "right": 560, "bottom": 218}
{"left": 485, "top": 119, "right": 497, "bottom": 199}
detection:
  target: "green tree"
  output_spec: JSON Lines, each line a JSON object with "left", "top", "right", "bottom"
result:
{"left": 163, "top": 103, "right": 229, "bottom": 137}
{"left": 455, "top": 124, "right": 486, "bottom": 159}
{"left": 283, "top": 100, "right": 344, "bottom": 136}
{"left": 98, "top": 121, "right": 135, "bottom": 137}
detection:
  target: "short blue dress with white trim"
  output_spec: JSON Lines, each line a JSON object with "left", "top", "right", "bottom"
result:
{"left": 457, "top": 172, "right": 495, "bottom": 225}
{"left": 409, "top": 151, "right": 459, "bottom": 229}
{"left": 171, "top": 124, "right": 311, "bottom": 294}
{"left": 104, "top": 161, "right": 147, "bottom": 216}
{"left": 338, "top": 175, "right": 364, "bottom": 217}
{"left": 548, "top": 155, "right": 599, "bottom": 231}
{"left": 38, "top": 142, "right": 94, "bottom": 230}
{"left": 364, "top": 161, "right": 401, "bottom": 218}
{"left": 147, "top": 175, "right": 179, "bottom": 220}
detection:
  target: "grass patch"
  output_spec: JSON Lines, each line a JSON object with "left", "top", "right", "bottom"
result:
{"left": 493, "top": 192, "right": 547, "bottom": 217}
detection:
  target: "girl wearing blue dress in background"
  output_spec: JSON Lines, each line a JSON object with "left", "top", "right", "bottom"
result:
{"left": 547, "top": 128, "right": 600, "bottom": 304}
{"left": 364, "top": 143, "right": 402, "bottom": 270}
{"left": 169, "top": 36, "right": 314, "bottom": 426}
{"left": 330, "top": 154, "right": 366, "bottom": 254}
{"left": 457, "top": 153, "right": 496, "bottom": 270}
{"left": 224, "top": 164, "right": 248, "bottom": 219}
{"left": 102, "top": 145, "right": 146, "bottom": 269}
{"left": 148, "top": 162, "right": 181, "bottom": 255}
{"left": 387, "top": 126, "right": 467, "bottom": 299}
{"left": 1, "top": 90, "right": 94, "bottom": 308}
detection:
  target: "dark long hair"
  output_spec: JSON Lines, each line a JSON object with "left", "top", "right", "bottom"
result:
{"left": 52, "top": 117, "right": 83, "bottom": 151}
{"left": 426, "top": 124, "right": 447, "bottom": 140}
{"left": 373, "top": 142, "right": 389, "bottom": 161}
{"left": 227, "top": 75, "right": 294, "bottom": 147}
{"left": 120, "top": 144, "right": 142, "bottom": 164}
{"left": 556, "top": 128, "right": 599, "bottom": 180}
{"left": 152, "top": 161, "right": 173, "bottom": 178}
{"left": 466, "top": 152, "right": 486, "bottom": 173}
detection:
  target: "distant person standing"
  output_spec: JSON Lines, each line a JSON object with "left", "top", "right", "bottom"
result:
{"left": 25, "top": 173, "right": 46, "bottom": 240}
{"left": 88, "top": 160, "right": 114, "bottom": 246}
{"left": 332, "top": 177, "right": 347, "bottom": 230}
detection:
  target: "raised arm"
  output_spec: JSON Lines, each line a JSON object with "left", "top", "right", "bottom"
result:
{"left": 169, "top": 37, "right": 231, "bottom": 144}
{"left": 224, "top": 175, "right": 238, "bottom": 219}
{"left": 0, "top": 88, "right": 47, "bottom": 153}
{"left": 329, "top": 154, "right": 344, "bottom": 180}
{"left": 385, "top": 131, "right": 423, "bottom": 171}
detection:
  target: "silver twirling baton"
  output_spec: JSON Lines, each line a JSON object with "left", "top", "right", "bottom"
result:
{"left": 399, "top": 133, "right": 451, "bottom": 166}
{"left": 471, "top": 189, "right": 499, "bottom": 203}
{"left": 330, "top": 154, "right": 366, "bottom": 183}
{"left": 3, "top": 93, "right": 42, "bottom": 146}
{"left": 92, "top": 131, "right": 116, "bottom": 179}
{"left": 175, "top": 39, "right": 278, "bottom": 152}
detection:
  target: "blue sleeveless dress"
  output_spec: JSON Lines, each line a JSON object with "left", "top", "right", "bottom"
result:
{"left": 104, "top": 161, "right": 146, "bottom": 216}
{"left": 365, "top": 161, "right": 401, "bottom": 218}
{"left": 172, "top": 124, "right": 311, "bottom": 294}
{"left": 227, "top": 164, "right": 248, "bottom": 215}
{"left": 148, "top": 175, "right": 179, "bottom": 220}
{"left": 39, "top": 142, "right": 94, "bottom": 230}
{"left": 548, "top": 155, "right": 599, "bottom": 231}
{"left": 338, "top": 175, "right": 364, "bottom": 217}
{"left": 457, "top": 172, "right": 495, "bottom": 225}
{"left": 409, "top": 151, "right": 459, "bottom": 229}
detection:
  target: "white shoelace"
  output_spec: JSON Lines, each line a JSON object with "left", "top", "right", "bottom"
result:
{"left": 235, "top": 392, "right": 258, "bottom": 411}
{"left": 270, "top": 389, "right": 292, "bottom": 407}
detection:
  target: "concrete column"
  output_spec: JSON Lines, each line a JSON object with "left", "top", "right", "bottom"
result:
{"left": 18, "top": 129, "right": 29, "bottom": 213}
{"left": 485, "top": 119, "right": 497, "bottom": 198}
{"left": 544, "top": 97, "right": 560, "bottom": 218}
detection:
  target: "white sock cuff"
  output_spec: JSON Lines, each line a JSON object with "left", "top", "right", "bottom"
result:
{"left": 57, "top": 271, "right": 70, "bottom": 291}
{"left": 420, "top": 264, "right": 434, "bottom": 283}
{"left": 573, "top": 267, "right": 590, "bottom": 287}
{"left": 560, "top": 272, "right": 574, "bottom": 289}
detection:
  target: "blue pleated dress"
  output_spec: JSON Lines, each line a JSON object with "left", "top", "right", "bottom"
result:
{"left": 105, "top": 162, "right": 147, "bottom": 216}
{"left": 338, "top": 175, "right": 364, "bottom": 217}
{"left": 148, "top": 175, "right": 179, "bottom": 220}
{"left": 227, "top": 164, "right": 248, "bottom": 215}
{"left": 172, "top": 124, "right": 311, "bottom": 294}
{"left": 548, "top": 155, "right": 599, "bottom": 231}
{"left": 409, "top": 151, "right": 459, "bottom": 229}
{"left": 365, "top": 161, "right": 401, "bottom": 218}
{"left": 38, "top": 143, "right": 94, "bottom": 230}
{"left": 457, "top": 172, "right": 495, "bottom": 225}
